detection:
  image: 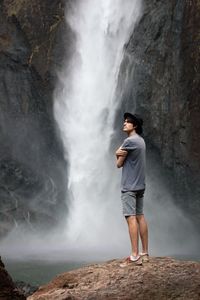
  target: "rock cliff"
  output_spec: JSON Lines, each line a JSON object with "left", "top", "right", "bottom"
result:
{"left": 28, "top": 257, "right": 200, "bottom": 300}
{"left": 0, "top": 1, "right": 69, "bottom": 237}
{"left": 0, "top": 256, "right": 26, "bottom": 299}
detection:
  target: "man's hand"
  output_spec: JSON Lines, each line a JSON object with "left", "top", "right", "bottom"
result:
{"left": 116, "top": 147, "right": 127, "bottom": 158}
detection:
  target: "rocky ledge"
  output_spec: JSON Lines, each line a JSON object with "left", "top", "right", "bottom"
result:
{"left": 0, "top": 256, "right": 26, "bottom": 300}
{"left": 28, "top": 257, "right": 200, "bottom": 300}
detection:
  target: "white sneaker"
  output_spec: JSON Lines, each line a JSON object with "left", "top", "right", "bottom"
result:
{"left": 120, "top": 255, "right": 143, "bottom": 267}
{"left": 139, "top": 252, "right": 149, "bottom": 262}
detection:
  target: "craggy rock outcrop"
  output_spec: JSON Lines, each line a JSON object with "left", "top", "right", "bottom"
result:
{"left": 2, "top": 0, "right": 64, "bottom": 79}
{"left": 0, "top": 256, "right": 26, "bottom": 300}
{"left": 117, "top": 0, "right": 200, "bottom": 223}
{"left": 3, "top": 0, "right": 74, "bottom": 87}
{"left": 28, "top": 257, "right": 200, "bottom": 300}
{"left": 15, "top": 281, "right": 38, "bottom": 298}
{"left": 0, "top": 3, "right": 68, "bottom": 237}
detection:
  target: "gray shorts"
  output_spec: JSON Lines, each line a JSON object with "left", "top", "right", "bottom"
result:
{"left": 121, "top": 190, "right": 145, "bottom": 216}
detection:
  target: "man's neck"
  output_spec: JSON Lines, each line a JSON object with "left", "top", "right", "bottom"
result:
{"left": 127, "top": 130, "right": 136, "bottom": 137}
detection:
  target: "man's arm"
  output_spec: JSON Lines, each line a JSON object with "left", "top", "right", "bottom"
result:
{"left": 115, "top": 148, "right": 128, "bottom": 168}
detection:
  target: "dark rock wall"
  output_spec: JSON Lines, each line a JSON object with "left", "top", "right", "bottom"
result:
{"left": 0, "top": 1, "right": 69, "bottom": 237}
{"left": 0, "top": 256, "right": 26, "bottom": 299}
{"left": 3, "top": 0, "right": 63, "bottom": 80}
{"left": 181, "top": 0, "right": 200, "bottom": 209}
{"left": 117, "top": 0, "right": 200, "bottom": 222}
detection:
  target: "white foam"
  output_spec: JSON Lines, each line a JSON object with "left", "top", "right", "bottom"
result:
{"left": 54, "top": 0, "right": 142, "bottom": 254}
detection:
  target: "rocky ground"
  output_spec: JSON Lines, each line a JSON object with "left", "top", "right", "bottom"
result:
{"left": 28, "top": 257, "right": 200, "bottom": 300}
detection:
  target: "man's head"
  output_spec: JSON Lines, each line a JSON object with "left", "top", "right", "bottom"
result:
{"left": 123, "top": 112, "right": 143, "bottom": 135}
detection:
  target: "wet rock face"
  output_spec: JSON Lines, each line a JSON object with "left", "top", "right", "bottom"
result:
{"left": 0, "top": 6, "right": 68, "bottom": 236}
{"left": 3, "top": 0, "right": 74, "bottom": 85}
{"left": 3, "top": 0, "right": 63, "bottom": 79}
{"left": 118, "top": 0, "right": 200, "bottom": 221}
{"left": 28, "top": 257, "right": 200, "bottom": 300}
{"left": 0, "top": 256, "right": 26, "bottom": 300}
{"left": 181, "top": 0, "right": 200, "bottom": 209}
{"left": 15, "top": 281, "right": 38, "bottom": 298}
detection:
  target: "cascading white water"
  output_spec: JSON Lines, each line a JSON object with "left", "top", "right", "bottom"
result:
{"left": 54, "top": 0, "right": 142, "bottom": 255}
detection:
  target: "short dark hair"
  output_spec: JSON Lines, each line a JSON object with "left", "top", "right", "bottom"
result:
{"left": 124, "top": 112, "right": 143, "bottom": 135}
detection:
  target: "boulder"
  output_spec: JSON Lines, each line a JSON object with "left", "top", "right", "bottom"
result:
{"left": 28, "top": 257, "right": 200, "bottom": 300}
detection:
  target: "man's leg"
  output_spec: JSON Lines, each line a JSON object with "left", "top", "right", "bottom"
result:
{"left": 126, "top": 215, "right": 139, "bottom": 257}
{"left": 121, "top": 191, "right": 140, "bottom": 257}
{"left": 135, "top": 190, "right": 148, "bottom": 254}
{"left": 137, "top": 214, "right": 148, "bottom": 254}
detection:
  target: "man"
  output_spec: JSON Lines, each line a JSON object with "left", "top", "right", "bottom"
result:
{"left": 116, "top": 112, "right": 149, "bottom": 266}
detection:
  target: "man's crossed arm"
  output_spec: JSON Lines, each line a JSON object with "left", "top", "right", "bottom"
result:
{"left": 115, "top": 147, "right": 128, "bottom": 168}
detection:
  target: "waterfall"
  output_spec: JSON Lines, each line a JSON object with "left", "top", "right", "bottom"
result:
{"left": 0, "top": 0, "right": 198, "bottom": 262}
{"left": 54, "top": 0, "right": 142, "bottom": 256}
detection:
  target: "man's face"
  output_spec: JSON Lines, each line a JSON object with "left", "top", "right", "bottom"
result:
{"left": 123, "top": 119, "right": 136, "bottom": 133}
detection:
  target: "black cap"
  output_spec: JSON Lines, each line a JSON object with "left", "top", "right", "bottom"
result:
{"left": 124, "top": 112, "right": 143, "bottom": 135}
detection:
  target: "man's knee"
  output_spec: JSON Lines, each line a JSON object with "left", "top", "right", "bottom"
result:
{"left": 136, "top": 214, "right": 145, "bottom": 222}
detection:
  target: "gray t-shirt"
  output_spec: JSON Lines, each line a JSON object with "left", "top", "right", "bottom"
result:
{"left": 121, "top": 134, "right": 146, "bottom": 192}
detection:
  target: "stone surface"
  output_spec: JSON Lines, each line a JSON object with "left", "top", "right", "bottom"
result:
{"left": 3, "top": 0, "right": 63, "bottom": 79}
{"left": 0, "top": 256, "right": 26, "bottom": 300}
{"left": 0, "top": 5, "right": 68, "bottom": 237}
{"left": 3, "top": 0, "right": 74, "bottom": 86}
{"left": 15, "top": 281, "right": 38, "bottom": 298}
{"left": 28, "top": 257, "right": 200, "bottom": 300}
